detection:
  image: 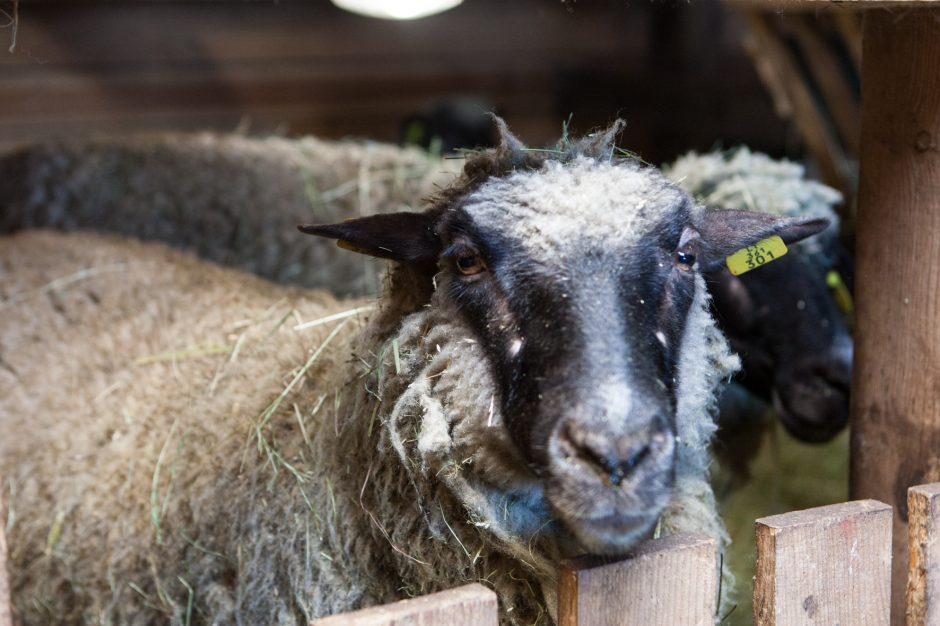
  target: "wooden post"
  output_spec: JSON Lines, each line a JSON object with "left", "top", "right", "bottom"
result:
{"left": 754, "top": 499, "right": 892, "bottom": 626}
{"left": 0, "top": 479, "right": 11, "bottom": 626}
{"left": 309, "top": 584, "right": 498, "bottom": 626}
{"left": 851, "top": 9, "right": 940, "bottom": 624}
{"left": 907, "top": 483, "right": 940, "bottom": 625}
{"left": 557, "top": 533, "right": 717, "bottom": 626}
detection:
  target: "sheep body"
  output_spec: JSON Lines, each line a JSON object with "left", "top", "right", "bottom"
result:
{"left": 0, "top": 134, "right": 459, "bottom": 296}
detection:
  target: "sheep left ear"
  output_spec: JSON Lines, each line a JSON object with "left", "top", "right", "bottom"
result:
{"left": 298, "top": 211, "right": 442, "bottom": 267}
{"left": 695, "top": 208, "right": 830, "bottom": 272}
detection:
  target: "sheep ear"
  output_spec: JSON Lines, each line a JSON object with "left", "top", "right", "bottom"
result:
{"left": 695, "top": 208, "right": 830, "bottom": 272}
{"left": 298, "top": 212, "right": 441, "bottom": 266}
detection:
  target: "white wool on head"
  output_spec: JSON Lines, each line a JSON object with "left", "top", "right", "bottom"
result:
{"left": 463, "top": 156, "right": 694, "bottom": 260}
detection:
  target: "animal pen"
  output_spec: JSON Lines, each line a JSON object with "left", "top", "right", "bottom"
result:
{"left": 2, "top": 1, "right": 940, "bottom": 626}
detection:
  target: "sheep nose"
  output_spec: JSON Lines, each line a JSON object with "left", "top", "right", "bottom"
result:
{"left": 555, "top": 418, "right": 667, "bottom": 487}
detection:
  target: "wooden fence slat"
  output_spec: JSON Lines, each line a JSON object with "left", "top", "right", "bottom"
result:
{"left": 754, "top": 499, "right": 892, "bottom": 626}
{"left": 557, "top": 533, "right": 717, "bottom": 626}
{"left": 0, "top": 479, "right": 11, "bottom": 626}
{"left": 907, "top": 483, "right": 940, "bottom": 625}
{"left": 309, "top": 583, "right": 497, "bottom": 626}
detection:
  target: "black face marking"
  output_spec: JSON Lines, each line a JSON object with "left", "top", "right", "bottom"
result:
{"left": 441, "top": 202, "right": 698, "bottom": 470}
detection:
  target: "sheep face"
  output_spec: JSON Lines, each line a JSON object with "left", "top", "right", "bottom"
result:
{"left": 709, "top": 248, "right": 853, "bottom": 443}
{"left": 299, "top": 120, "right": 829, "bottom": 554}
{"left": 434, "top": 159, "right": 695, "bottom": 551}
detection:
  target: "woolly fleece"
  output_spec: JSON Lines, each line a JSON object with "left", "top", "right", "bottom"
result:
{"left": 0, "top": 133, "right": 460, "bottom": 296}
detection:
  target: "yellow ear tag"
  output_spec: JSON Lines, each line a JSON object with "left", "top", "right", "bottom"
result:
{"left": 826, "top": 270, "right": 855, "bottom": 317}
{"left": 726, "top": 235, "right": 788, "bottom": 276}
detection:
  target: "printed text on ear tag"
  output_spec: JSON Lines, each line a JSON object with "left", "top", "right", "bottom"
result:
{"left": 726, "top": 235, "right": 788, "bottom": 276}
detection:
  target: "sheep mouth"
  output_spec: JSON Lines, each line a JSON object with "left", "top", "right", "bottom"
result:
{"left": 772, "top": 382, "right": 849, "bottom": 443}
{"left": 555, "top": 509, "right": 663, "bottom": 555}
{"left": 544, "top": 476, "right": 672, "bottom": 555}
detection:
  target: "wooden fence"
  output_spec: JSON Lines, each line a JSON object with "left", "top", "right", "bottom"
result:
{"left": 307, "top": 483, "right": 940, "bottom": 626}
{"left": 2, "top": 484, "right": 939, "bottom": 625}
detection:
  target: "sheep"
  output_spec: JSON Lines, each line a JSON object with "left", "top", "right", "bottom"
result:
{"left": 0, "top": 132, "right": 460, "bottom": 297}
{"left": 0, "top": 133, "right": 851, "bottom": 446}
{"left": 0, "top": 121, "right": 828, "bottom": 626}
{"left": 665, "top": 149, "right": 853, "bottom": 446}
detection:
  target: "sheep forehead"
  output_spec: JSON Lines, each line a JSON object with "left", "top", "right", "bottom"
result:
{"left": 461, "top": 157, "right": 689, "bottom": 258}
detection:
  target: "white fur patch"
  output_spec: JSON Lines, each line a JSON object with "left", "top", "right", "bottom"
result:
{"left": 463, "top": 157, "right": 695, "bottom": 261}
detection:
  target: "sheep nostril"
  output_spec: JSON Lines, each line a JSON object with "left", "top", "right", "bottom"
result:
{"left": 608, "top": 445, "right": 651, "bottom": 486}
{"left": 557, "top": 420, "right": 659, "bottom": 487}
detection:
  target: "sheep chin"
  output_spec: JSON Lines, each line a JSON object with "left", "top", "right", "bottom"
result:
{"left": 542, "top": 467, "right": 675, "bottom": 557}
{"left": 551, "top": 500, "right": 669, "bottom": 557}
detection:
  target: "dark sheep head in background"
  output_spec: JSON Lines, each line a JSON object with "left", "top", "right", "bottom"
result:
{"left": 708, "top": 247, "right": 853, "bottom": 444}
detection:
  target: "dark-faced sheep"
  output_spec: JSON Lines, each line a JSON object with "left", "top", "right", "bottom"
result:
{"left": 667, "top": 149, "right": 853, "bottom": 444}
{"left": 0, "top": 121, "right": 827, "bottom": 625}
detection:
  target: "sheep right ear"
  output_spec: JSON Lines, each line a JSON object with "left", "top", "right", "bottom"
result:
{"left": 298, "top": 212, "right": 442, "bottom": 267}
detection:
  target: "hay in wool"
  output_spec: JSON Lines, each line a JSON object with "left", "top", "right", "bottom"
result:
{"left": 2, "top": 129, "right": 742, "bottom": 625}
{"left": 0, "top": 133, "right": 460, "bottom": 296}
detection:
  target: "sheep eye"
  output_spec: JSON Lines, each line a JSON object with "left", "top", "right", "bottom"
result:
{"left": 456, "top": 253, "right": 486, "bottom": 276}
{"left": 675, "top": 250, "right": 695, "bottom": 270}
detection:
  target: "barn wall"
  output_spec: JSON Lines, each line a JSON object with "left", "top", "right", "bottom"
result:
{"left": 0, "top": 0, "right": 791, "bottom": 163}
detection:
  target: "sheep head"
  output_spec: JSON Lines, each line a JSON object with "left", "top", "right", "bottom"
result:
{"left": 299, "top": 119, "right": 828, "bottom": 554}
{"left": 708, "top": 241, "right": 853, "bottom": 443}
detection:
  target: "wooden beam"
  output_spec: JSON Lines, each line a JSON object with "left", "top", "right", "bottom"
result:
{"left": 0, "top": 480, "right": 11, "bottom": 626}
{"left": 309, "top": 584, "right": 498, "bottom": 626}
{"left": 753, "top": 499, "right": 892, "bottom": 626}
{"left": 908, "top": 483, "right": 940, "bottom": 625}
{"left": 851, "top": 9, "right": 940, "bottom": 624}
{"left": 558, "top": 533, "right": 717, "bottom": 626}
{"left": 726, "top": 0, "right": 940, "bottom": 11}
{"left": 739, "top": 12, "right": 851, "bottom": 198}
{"left": 784, "top": 16, "right": 861, "bottom": 156}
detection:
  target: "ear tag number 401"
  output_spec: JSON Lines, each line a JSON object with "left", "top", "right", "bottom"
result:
{"left": 726, "top": 235, "right": 788, "bottom": 276}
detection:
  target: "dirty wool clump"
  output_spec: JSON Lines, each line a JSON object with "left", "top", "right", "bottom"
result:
{"left": 1, "top": 132, "right": 741, "bottom": 626}
{"left": 0, "top": 133, "right": 460, "bottom": 296}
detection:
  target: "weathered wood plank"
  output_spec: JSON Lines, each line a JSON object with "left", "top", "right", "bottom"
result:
{"left": 907, "top": 484, "right": 940, "bottom": 625}
{"left": 851, "top": 9, "right": 940, "bottom": 625}
{"left": 0, "top": 479, "right": 12, "bottom": 626}
{"left": 558, "top": 533, "right": 717, "bottom": 626}
{"left": 754, "top": 499, "right": 892, "bottom": 626}
{"left": 309, "top": 584, "right": 498, "bottom": 626}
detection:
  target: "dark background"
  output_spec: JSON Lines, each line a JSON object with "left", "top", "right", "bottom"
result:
{"left": 0, "top": 1, "right": 800, "bottom": 165}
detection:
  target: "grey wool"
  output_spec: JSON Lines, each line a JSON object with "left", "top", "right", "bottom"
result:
{"left": 0, "top": 133, "right": 742, "bottom": 626}
{"left": 0, "top": 133, "right": 459, "bottom": 296}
